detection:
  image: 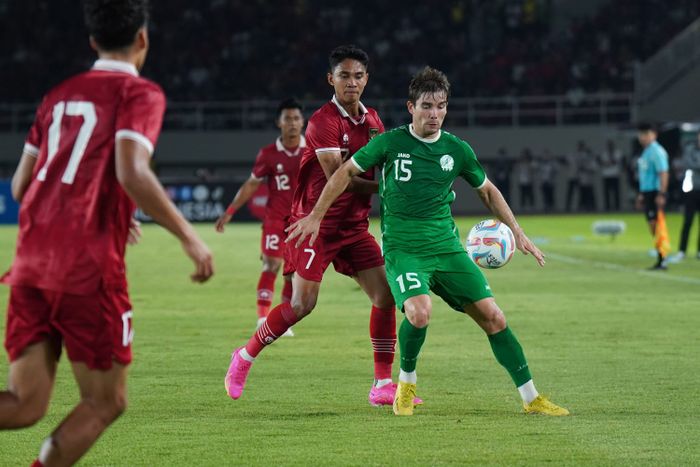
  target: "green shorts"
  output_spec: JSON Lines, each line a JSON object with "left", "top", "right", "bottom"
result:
{"left": 384, "top": 250, "right": 493, "bottom": 312}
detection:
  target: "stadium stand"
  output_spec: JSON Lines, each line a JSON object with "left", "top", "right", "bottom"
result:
{"left": 1, "top": 0, "right": 698, "bottom": 103}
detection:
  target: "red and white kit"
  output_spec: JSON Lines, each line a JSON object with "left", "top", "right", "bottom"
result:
{"left": 3, "top": 59, "right": 166, "bottom": 369}
{"left": 287, "top": 95, "right": 385, "bottom": 281}
{"left": 250, "top": 137, "right": 303, "bottom": 257}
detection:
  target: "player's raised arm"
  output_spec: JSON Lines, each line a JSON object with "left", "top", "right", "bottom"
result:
{"left": 475, "top": 179, "right": 545, "bottom": 266}
{"left": 286, "top": 158, "right": 362, "bottom": 247}
{"left": 115, "top": 138, "right": 214, "bottom": 282}
{"left": 215, "top": 175, "right": 263, "bottom": 232}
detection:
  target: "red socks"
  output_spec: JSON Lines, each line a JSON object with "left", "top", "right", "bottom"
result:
{"left": 31, "top": 461, "right": 44, "bottom": 467}
{"left": 369, "top": 305, "right": 397, "bottom": 381}
{"left": 281, "top": 278, "right": 293, "bottom": 303}
{"left": 245, "top": 302, "right": 299, "bottom": 357}
{"left": 256, "top": 271, "right": 277, "bottom": 318}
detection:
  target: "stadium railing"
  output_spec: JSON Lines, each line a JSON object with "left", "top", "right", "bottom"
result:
{"left": 0, "top": 93, "right": 635, "bottom": 132}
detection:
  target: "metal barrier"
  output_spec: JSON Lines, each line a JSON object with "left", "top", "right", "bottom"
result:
{"left": 0, "top": 93, "right": 635, "bottom": 132}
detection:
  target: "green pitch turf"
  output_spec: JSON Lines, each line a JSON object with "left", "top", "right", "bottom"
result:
{"left": 1, "top": 213, "right": 699, "bottom": 466}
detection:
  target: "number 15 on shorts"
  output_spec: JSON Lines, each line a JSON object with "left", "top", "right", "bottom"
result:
{"left": 396, "top": 272, "right": 421, "bottom": 293}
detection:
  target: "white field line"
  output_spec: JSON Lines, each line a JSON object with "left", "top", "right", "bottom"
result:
{"left": 547, "top": 252, "right": 700, "bottom": 285}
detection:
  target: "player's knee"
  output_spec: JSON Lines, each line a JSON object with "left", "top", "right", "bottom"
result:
{"left": 15, "top": 409, "right": 46, "bottom": 428}
{"left": 372, "top": 291, "right": 395, "bottom": 310}
{"left": 409, "top": 309, "right": 431, "bottom": 328}
{"left": 291, "top": 298, "right": 315, "bottom": 319}
{"left": 90, "top": 393, "right": 128, "bottom": 425}
{"left": 0, "top": 399, "right": 48, "bottom": 428}
{"left": 262, "top": 259, "right": 282, "bottom": 274}
{"left": 482, "top": 306, "right": 506, "bottom": 334}
{"left": 405, "top": 305, "right": 431, "bottom": 328}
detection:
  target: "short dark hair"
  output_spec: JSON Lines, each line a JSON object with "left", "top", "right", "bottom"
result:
{"left": 408, "top": 66, "right": 451, "bottom": 104}
{"left": 84, "top": 0, "right": 149, "bottom": 51}
{"left": 276, "top": 98, "right": 303, "bottom": 120}
{"left": 637, "top": 122, "right": 657, "bottom": 133}
{"left": 328, "top": 45, "right": 369, "bottom": 72}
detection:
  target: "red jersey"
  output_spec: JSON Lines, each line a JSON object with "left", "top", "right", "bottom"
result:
{"left": 250, "top": 136, "right": 304, "bottom": 224}
{"left": 292, "top": 95, "right": 384, "bottom": 227}
{"left": 4, "top": 59, "right": 165, "bottom": 295}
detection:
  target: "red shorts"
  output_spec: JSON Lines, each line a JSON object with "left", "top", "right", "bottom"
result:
{"left": 261, "top": 220, "right": 287, "bottom": 258}
{"left": 285, "top": 224, "right": 385, "bottom": 282}
{"left": 4, "top": 285, "right": 133, "bottom": 370}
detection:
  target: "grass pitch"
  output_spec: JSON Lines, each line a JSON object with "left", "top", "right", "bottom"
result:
{"left": 1, "top": 213, "right": 699, "bottom": 466}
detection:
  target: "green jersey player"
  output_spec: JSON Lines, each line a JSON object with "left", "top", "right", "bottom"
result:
{"left": 287, "top": 66, "right": 568, "bottom": 417}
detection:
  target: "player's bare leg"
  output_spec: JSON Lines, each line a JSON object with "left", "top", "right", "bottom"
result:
{"left": 464, "top": 298, "right": 568, "bottom": 415}
{"left": 0, "top": 341, "right": 57, "bottom": 429}
{"left": 394, "top": 294, "right": 432, "bottom": 415}
{"left": 256, "top": 255, "right": 283, "bottom": 324}
{"left": 38, "top": 362, "right": 128, "bottom": 466}
{"left": 226, "top": 274, "right": 318, "bottom": 399}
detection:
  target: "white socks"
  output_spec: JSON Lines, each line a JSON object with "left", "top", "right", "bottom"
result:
{"left": 375, "top": 378, "right": 392, "bottom": 388}
{"left": 399, "top": 370, "right": 417, "bottom": 384}
{"left": 517, "top": 379, "right": 539, "bottom": 404}
{"left": 238, "top": 347, "right": 255, "bottom": 362}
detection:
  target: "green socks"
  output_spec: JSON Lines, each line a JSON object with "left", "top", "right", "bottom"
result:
{"left": 399, "top": 318, "right": 427, "bottom": 373}
{"left": 488, "top": 326, "right": 532, "bottom": 387}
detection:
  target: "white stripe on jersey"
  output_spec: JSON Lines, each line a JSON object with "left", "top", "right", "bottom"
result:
{"left": 315, "top": 147, "right": 341, "bottom": 155}
{"left": 350, "top": 157, "right": 366, "bottom": 172}
{"left": 116, "top": 129, "right": 154, "bottom": 155}
{"left": 23, "top": 143, "right": 39, "bottom": 157}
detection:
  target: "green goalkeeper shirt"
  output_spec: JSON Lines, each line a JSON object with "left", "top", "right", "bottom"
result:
{"left": 351, "top": 124, "right": 487, "bottom": 256}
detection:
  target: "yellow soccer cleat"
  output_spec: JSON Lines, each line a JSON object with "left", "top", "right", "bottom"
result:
{"left": 393, "top": 381, "right": 417, "bottom": 416}
{"left": 523, "top": 395, "right": 570, "bottom": 416}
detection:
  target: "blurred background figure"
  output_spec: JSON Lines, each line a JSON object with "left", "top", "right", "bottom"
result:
{"left": 517, "top": 148, "right": 536, "bottom": 211}
{"left": 538, "top": 149, "right": 557, "bottom": 212}
{"left": 669, "top": 131, "right": 700, "bottom": 262}
{"left": 565, "top": 141, "right": 586, "bottom": 211}
{"left": 492, "top": 147, "right": 512, "bottom": 203}
{"left": 600, "top": 139, "right": 623, "bottom": 211}
{"left": 578, "top": 151, "right": 598, "bottom": 212}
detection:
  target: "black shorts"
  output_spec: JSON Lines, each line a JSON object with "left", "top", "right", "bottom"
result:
{"left": 642, "top": 191, "right": 659, "bottom": 221}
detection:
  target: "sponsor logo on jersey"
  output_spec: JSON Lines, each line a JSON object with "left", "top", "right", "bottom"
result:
{"left": 440, "top": 155, "right": 454, "bottom": 171}
{"left": 398, "top": 152, "right": 411, "bottom": 159}
{"left": 342, "top": 133, "right": 349, "bottom": 145}
{"left": 276, "top": 163, "right": 284, "bottom": 173}
{"left": 369, "top": 127, "right": 379, "bottom": 139}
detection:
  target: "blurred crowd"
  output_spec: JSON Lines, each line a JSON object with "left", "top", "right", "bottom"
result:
{"left": 1, "top": 0, "right": 698, "bottom": 103}
{"left": 485, "top": 138, "right": 686, "bottom": 213}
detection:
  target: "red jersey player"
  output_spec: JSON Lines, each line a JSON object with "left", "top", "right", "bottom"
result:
{"left": 215, "top": 99, "right": 304, "bottom": 336}
{"left": 225, "top": 45, "right": 421, "bottom": 407}
{"left": 0, "top": 1, "right": 213, "bottom": 465}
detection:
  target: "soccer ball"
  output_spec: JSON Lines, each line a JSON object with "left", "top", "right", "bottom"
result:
{"left": 465, "top": 219, "right": 515, "bottom": 269}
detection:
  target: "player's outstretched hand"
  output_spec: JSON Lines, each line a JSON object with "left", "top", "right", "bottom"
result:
{"left": 286, "top": 215, "right": 321, "bottom": 248}
{"left": 515, "top": 231, "right": 546, "bottom": 267}
{"left": 215, "top": 212, "right": 233, "bottom": 233}
{"left": 182, "top": 236, "right": 214, "bottom": 282}
{"left": 127, "top": 218, "right": 142, "bottom": 245}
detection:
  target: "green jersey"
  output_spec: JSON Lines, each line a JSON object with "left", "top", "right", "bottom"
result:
{"left": 352, "top": 124, "right": 486, "bottom": 255}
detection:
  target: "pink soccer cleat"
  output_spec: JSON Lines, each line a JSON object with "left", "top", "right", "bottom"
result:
{"left": 225, "top": 348, "right": 252, "bottom": 400}
{"left": 368, "top": 382, "right": 423, "bottom": 407}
